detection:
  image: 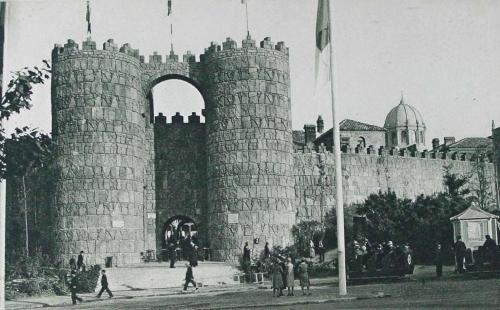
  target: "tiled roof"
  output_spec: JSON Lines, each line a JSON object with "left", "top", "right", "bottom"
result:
{"left": 292, "top": 130, "right": 305, "bottom": 145}
{"left": 339, "top": 119, "right": 386, "bottom": 132}
{"left": 448, "top": 137, "right": 492, "bottom": 150}
{"left": 450, "top": 205, "right": 498, "bottom": 220}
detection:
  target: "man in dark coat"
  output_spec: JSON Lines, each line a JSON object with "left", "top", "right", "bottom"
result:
{"left": 77, "top": 251, "right": 85, "bottom": 271}
{"left": 169, "top": 243, "right": 177, "bottom": 268}
{"left": 183, "top": 263, "right": 198, "bottom": 291}
{"left": 454, "top": 236, "right": 466, "bottom": 273}
{"left": 483, "top": 235, "right": 497, "bottom": 263}
{"left": 69, "top": 271, "right": 83, "bottom": 305}
{"left": 434, "top": 243, "right": 443, "bottom": 278}
{"left": 96, "top": 269, "right": 113, "bottom": 298}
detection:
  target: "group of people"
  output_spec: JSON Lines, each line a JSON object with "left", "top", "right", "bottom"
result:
{"left": 348, "top": 238, "right": 407, "bottom": 272}
{"left": 241, "top": 241, "right": 312, "bottom": 297}
{"left": 270, "top": 257, "right": 311, "bottom": 297}
{"left": 167, "top": 235, "right": 200, "bottom": 269}
{"left": 67, "top": 251, "right": 113, "bottom": 305}
{"left": 309, "top": 239, "right": 326, "bottom": 262}
{"left": 451, "top": 234, "right": 498, "bottom": 275}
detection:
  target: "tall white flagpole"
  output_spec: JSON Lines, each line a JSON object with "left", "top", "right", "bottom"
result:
{"left": 327, "top": 0, "right": 347, "bottom": 295}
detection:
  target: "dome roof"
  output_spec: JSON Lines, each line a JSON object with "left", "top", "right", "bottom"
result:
{"left": 384, "top": 97, "right": 425, "bottom": 129}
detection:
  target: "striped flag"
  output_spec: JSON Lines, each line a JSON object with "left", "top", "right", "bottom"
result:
{"left": 86, "top": 1, "right": 91, "bottom": 34}
{"left": 168, "top": 0, "right": 172, "bottom": 15}
{"left": 315, "top": 0, "right": 330, "bottom": 88}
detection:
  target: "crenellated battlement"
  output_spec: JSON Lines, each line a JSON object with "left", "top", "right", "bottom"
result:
{"left": 295, "top": 143, "right": 494, "bottom": 163}
{"left": 200, "top": 35, "right": 289, "bottom": 63}
{"left": 52, "top": 38, "right": 200, "bottom": 66}
{"left": 153, "top": 112, "right": 203, "bottom": 125}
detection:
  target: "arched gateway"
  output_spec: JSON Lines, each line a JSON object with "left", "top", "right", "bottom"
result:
{"left": 51, "top": 36, "right": 296, "bottom": 265}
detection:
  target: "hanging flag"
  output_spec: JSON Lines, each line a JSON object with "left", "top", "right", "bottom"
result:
{"left": 168, "top": 0, "right": 172, "bottom": 15}
{"left": 315, "top": 0, "right": 330, "bottom": 88}
{"left": 241, "top": 0, "right": 247, "bottom": 4}
{"left": 86, "top": 0, "right": 91, "bottom": 34}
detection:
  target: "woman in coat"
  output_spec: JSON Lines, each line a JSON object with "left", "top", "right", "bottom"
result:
{"left": 297, "top": 258, "right": 311, "bottom": 295}
{"left": 271, "top": 260, "right": 284, "bottom": 297}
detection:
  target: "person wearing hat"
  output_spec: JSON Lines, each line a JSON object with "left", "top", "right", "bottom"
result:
{"left": 271, "top": 259, "right": 284, "bottom": 297}
{"left": 69, "top": 271, "right": 83, "bottom": 305}
{"left": 297, "top": 259, "right": 311, "bottom": 296}
{"left": 454, "top": 236, "right": 466, "bottom": 273}
{"left": 285, "top": 257, "right": 295, "bottom": 296}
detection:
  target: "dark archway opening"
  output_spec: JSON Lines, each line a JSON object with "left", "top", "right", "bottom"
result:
{"left": 161, "top": 215, "right": 199, "bottom": 261}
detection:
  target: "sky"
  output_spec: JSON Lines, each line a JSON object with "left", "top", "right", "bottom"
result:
{"left": 3, "top": 0, "right": 500, "bottom": 148}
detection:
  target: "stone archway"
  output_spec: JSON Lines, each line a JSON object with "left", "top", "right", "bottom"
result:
{"left": 145, "top": 74, "right": 207, "bottom": 124}
{"left": 162, "top": 215, "right": 199, "bottom": 261}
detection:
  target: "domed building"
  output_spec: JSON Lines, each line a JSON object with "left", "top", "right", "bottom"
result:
{"left": 384, "top": 96, "right": 426, "bottom": 151}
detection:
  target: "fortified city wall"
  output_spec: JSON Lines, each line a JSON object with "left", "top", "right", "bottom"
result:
{"left": 294, "top": 145, "right": 496, "bottom": 223}
{"left": 46, "top": 36, "right": 499, "bottom": 266}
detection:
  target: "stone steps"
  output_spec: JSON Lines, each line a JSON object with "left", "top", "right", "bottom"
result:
{"left": 95, "top": 261, "right": 240, "bottom": 292}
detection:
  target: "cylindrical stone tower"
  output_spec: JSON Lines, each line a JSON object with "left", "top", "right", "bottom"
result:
{"left": 203, "top": 36, "right": 296, "bottom": 262}
{"left": 52, "top": 39, "right": 146, "bottom": 265}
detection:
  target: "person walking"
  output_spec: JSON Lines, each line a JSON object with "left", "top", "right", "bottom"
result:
{"left": 183, "top": 263, "right": 198, "bottom": 291}
{"left": 435, "top": 243, "right": 443, "bottom": 278}
{"left": 77, "top": 251, "right": 85, "bottom": 271}
{"left": 69, "top": 271, "right": 83, "bottom": 305}
{"left": 297, "top": 259, "right": 311, "bottom": 296}
{"left": 271, "top": 260, "right": 284, "bottom": 297}
{"left": 454, "top": 236, "right": 466, "bottom": 273}
{"left": 96, "top": 269, "right": 113, "bottom": 298}
{"left": 285, "top": 257, "right": 295, "bottom": 296}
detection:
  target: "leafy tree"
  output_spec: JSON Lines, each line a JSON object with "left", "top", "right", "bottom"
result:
{"left": 0, "top": 62, "right": 52, "bottom": 258}
{"left": 442, "top": 164, "right": 470, "bottom": 199}
{"left": 469, "top": 148, "right": 494, "bottom": 210}
{"left": 291, "top": 220, "right": 322, "bottom": 257}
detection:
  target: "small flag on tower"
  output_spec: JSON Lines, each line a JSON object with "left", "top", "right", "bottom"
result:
{"left": 86, "top": 0, "right": 91, "bottom": 34}
{"left": 168, "top": 0, "right": 172, "bottom": 16}
{"left": 241, "top": 0, "right": 247, "bottom": 3}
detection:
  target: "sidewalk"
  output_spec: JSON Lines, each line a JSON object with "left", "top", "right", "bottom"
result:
{"left": 5, "top": 283, "right": 259, "bottom": 309}
{"left": 6, "top": 276, "right": 345, "bottom": 309}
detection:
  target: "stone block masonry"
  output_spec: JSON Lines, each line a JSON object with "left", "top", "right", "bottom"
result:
{"left": 294, "top": 148, "right": 496, "bottom": 224}
{"left": 204, "top": 36, "right": 296, "bottom": 262}
{"left": 52, "top": 39, "right": 146, "bottom": 265}
{"left": 47, "top": 36, "right": 500, "bottom": 266}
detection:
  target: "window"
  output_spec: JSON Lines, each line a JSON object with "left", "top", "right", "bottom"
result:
{"left": 357, "top": 137, "right": 366, "bottom": 148}
{"left": 414, "top": 131, "right": 418, "bottom": 143}
{"left": 420, "top": 131, "right": 424, "bottom": 144}
{"left": 401, "top": 130, "right": 407, "bottom": 144}
{"left": 391, "top": 132, "right": 397, "bottom": 145}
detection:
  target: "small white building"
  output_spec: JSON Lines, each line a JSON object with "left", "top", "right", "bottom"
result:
{"left": 450, "top": 206, "right": 499, "bottom": 251}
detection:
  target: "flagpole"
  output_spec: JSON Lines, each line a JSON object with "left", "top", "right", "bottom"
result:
{"left": 327, "top": 0, "right": 347, "bottom": 296}
{"left": 245, "top": 0, "right": 250, "bottom": 36}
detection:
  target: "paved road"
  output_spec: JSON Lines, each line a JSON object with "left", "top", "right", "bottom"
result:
{"left": 48, "top": 276, "right": 499, "bottom": 309}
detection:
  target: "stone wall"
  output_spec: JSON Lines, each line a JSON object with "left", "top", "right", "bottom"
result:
{"left": 51, "top": 39, "right": 147, "bottom": 265}
{"left": 204, "top": 37, "right": 296, "bottom": 261}
{"left": 294, "top": 149, "right": 496, "bottom": 223}
{"left": 153, "top": 114, "right": 207, "bottom": 248}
